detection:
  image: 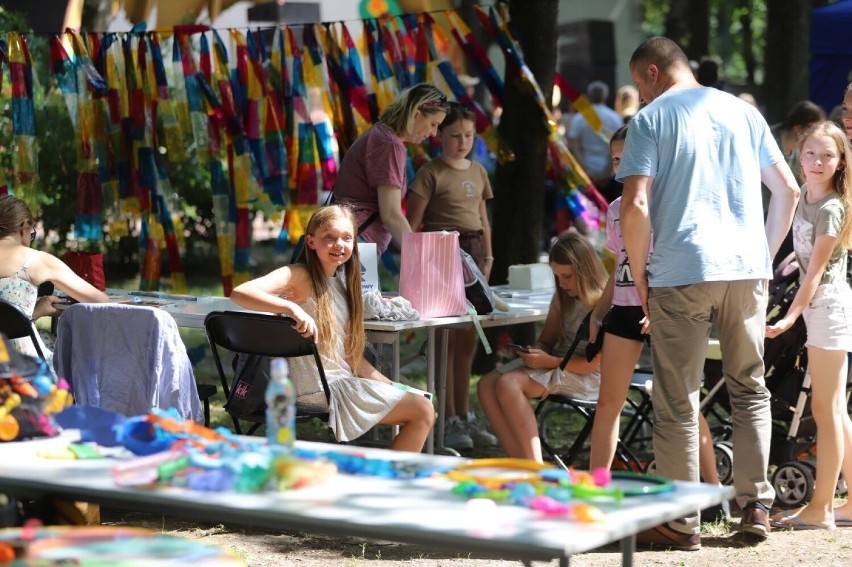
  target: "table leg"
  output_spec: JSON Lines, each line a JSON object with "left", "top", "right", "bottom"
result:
{"left": 619, "top": 534, "right": 635, "bottom": 567}
{"left": 425, "top": 328, "right": 436, "bottom": 454}
{"left": 435, "top": 328, "right": 449, "bottom": 451}
{"left": 391, "top": 332, "right": 400, "bottom": 438}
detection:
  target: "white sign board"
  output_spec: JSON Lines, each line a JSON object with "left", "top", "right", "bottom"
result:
{"left": 358, "top": 242, "right": 380, "bottom": 293}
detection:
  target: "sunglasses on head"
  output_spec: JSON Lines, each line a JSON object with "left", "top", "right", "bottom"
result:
{"left": 20, "top": 222, "right": 36, "bottom": 243}
{"left": 419, "top": 93, "right": 449, "bottom": 111}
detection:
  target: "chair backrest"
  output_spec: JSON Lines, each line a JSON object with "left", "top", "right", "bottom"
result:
{"left": 0, "top": 300, "right": 46, "bottom": 360}
{"left": 203, "top": 310, "right": 331, "bottom": 405}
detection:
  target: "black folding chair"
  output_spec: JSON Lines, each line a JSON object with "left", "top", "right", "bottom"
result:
{"left": 534, "top": 312, "right": 648, "bottom": 472}
{"left": 0, "top": 300, "right": 46, "bottom": 361}
{"left": 203, "top": 310, "right": 332, "bottom": 436}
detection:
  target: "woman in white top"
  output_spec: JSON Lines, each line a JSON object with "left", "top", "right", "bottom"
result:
{"left": 0, "top": 195, "right": 109, "bottom": 363}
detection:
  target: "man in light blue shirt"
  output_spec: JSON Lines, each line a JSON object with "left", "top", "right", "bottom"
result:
{"left": 618, "top": 37, "right": 799, "bottom": 549}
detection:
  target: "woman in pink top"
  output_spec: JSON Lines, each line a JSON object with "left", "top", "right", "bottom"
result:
{"left": 333, "top": 83, "right": 448, "bottom": 255}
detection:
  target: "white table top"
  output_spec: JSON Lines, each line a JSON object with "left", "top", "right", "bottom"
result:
{"left": 0, "top": 435, "right": 733, "bottom": 563}
{"left": 156, "top": 294, "right": 551, "bottom": 332}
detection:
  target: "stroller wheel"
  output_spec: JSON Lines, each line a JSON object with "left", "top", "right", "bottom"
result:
{"left": 772, "top": 461, "right": 815, "bottom": 509}
{"left": 644, "top": 459, "right": 656, "bottom": 475}
{"left": 713, "top": 441, "right": 734, "bottom": 485}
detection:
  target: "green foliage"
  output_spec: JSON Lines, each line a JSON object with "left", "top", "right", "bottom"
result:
{"left": 709, "top": 2, "right": 767, "bottom": 85}
{"left": 0, "top": 6, "right": 74, "bottom": 247}
{"left": 641, "top": 0, "right": 768, "bottom": 87}
{"left": 0, "top": 6, "right": 30, "bottom": 33}
{"left": 35, "top": 90, "right": 78, "bottom": 251}
{"left": 641, "top": 0, "right": 668, "bottom": 36}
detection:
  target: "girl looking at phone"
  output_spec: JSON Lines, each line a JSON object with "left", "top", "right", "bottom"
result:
{"left": 477, "top": 232, "right": 607, "bottom": 462}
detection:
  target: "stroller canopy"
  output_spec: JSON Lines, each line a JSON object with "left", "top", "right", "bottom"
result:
{"left": 810, "top": 0, "right": 852, "bottom": 114}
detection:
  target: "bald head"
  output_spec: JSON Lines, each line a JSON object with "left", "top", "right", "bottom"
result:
{"left": 629, "top": 36, "right": 691, "bottom": 74}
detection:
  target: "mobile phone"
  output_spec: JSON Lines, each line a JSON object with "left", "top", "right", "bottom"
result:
{"left": 508, "top": 343, "right": 529, "bottom": 353}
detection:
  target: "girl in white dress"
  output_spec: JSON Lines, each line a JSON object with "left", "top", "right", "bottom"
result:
{"left": 231, "top": 205, "right": 435, "bottom": 451}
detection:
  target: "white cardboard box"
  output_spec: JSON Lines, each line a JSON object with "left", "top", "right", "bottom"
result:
{"left": 508, "top": 264, "right": 555, "bottom": 291}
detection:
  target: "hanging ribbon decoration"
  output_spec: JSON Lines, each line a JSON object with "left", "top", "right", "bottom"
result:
{"left": 302, "top": 25, "right": 338, "bottom": 195}
{"left": 198, "top": 30, "right": 236, "bottom": 295}
{"left": 249, "top": 30, "right": 287, "bottom": 208}
{"left": 280, "top": 26, "right": 319, "bottom": 246}
{"left": 314, "top": 23, "right": 354, "bottom": 153}
{"left": 379, "top": 16, "right": 412, "bottom": 90}
{"left": 441, "top": 11, "right": 502, "bottom": 157}
{"left": 7, "top": 33, "right": 38, "bottom": 206}
{"left": 140, "top": 33, "right": 188, "bottom": 293}
{"left": 216, "top": 28, "right": 257, "bottom": 291}
{"left": 2, "top": 6, "right": 602, "bottom": 293}
{"left": 54, "top": 30, "right": 108, "bottom": 242}
{"left": 334, "top": 22, "right": 374, "bottom": 141}
{"left": 92, "top": 33, "right": 124, "bottom": 229}
{"left": 0, "top": 39, "right": 8, "bottom": 195}
{"left": 481, "top": 6, "right": 606, "bottom": 234}
{"left": 364, "top": 19, "right": 398, "bottom": 116}
{"left": 269, "top": 27, "right": 297, "bottom": 253}
{"left": 150, "top": 33, "right": 184, "bottom": 163}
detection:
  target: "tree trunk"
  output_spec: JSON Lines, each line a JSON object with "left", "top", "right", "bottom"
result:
{"left": 490, "top": 0, "right": 559, "bottom": 285}
{"left": 665, "top": 0, "right": 709, "bottom": 60}
{"left": 737, "top": 0, "right": 756, "bottom": 85}
{"left": 764, "top": 0, "right": 811, "bottom": 124}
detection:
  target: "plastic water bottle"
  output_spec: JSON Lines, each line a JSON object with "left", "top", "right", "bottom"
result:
{"left": 265, "top": 358, "right": 295, "bottom": 452}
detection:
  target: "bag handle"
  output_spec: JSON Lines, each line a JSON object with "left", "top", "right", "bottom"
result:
{"left": 326, "top": 186, "right": 379, "bottom": 235}
{"left": 558, "top": 312, "right": 592, "bottom": 372}
{"left": 466, "top": 303, "right": 492, "bottom": 354}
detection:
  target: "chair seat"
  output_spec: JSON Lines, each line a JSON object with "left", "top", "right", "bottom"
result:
{"left": 541, "top": 393, "right": 598, "bottom": 410}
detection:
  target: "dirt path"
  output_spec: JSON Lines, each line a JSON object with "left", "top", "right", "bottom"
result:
{"left": 102, "top": 506, "right": 852, "bottom": 566}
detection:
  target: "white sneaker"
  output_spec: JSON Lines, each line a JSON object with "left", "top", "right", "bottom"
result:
{"left": 464, "top": 412, "right": 498, "bottom": 448}
{"left": 444, "top": 416, "right": 474, "bottom": 450}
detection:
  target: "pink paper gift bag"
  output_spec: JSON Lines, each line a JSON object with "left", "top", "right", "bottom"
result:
{"left": 399, "top": 232, "right": 467, "bottom": 318}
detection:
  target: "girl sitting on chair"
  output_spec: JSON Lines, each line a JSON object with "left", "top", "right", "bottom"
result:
{"left": 231, "top": 205, "right": 435, "bottom": 452}
{"left": 478, "top": 232, "right": 607, "bottom": 463}
{"left": 0, "top": 195, "right": 109, "bottom": 365}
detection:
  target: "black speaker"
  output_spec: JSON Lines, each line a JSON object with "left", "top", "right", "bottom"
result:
{"left": 247, "top": 2, "right": 320, "bottom": 25}
{"left": 557, "top": 20, "right": 616, "bottom": 105}
{"left": 4, "top": 0, "right": 68, "bottom": 34}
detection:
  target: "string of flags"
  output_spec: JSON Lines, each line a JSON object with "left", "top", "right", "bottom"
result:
{"left": 0, "top": 6, "right": 605, "bottom": 295}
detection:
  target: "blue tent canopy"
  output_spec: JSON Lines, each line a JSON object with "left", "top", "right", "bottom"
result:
{"left": 810, "top": 0, "right": 852, "bottom": 113}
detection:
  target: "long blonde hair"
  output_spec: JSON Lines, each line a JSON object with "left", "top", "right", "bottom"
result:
{"left": 799, "top": 120, "right": 852, "bottom": 249}
{"left": 297, "top": 205, "right": 366, "bottom": 369}
{"left": 548, "top": 232, "right": 607, "bottom": 309}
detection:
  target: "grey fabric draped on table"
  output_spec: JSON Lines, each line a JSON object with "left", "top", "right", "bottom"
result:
{"left": 53, "top": 303, "right": 204, "bottom": 422}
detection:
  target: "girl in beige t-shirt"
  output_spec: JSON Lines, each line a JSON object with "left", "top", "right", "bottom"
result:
{"left": 407, "top": 104, "right": 495, "bottom": 451}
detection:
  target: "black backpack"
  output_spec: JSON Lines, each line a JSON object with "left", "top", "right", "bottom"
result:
{"left": 460, "top": 249, "right": 494, "bottom": 315}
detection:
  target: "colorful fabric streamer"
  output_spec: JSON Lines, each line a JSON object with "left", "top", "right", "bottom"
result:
{"left": 2, "top": 6, "right": 599, "bottom": 294}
